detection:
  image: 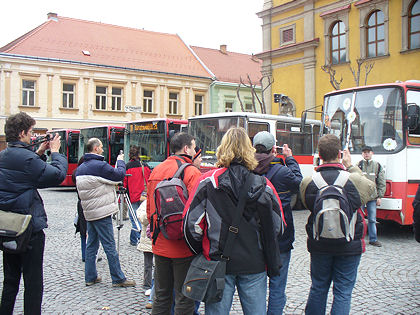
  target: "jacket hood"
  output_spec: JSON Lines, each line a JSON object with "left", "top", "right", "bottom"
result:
{"left": 254, "top": 153, "right": 274, "bottom": 175}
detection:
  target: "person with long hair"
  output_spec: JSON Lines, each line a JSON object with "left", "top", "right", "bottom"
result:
{"left": 184, "top": 127, "right": 284, "bottom": 315}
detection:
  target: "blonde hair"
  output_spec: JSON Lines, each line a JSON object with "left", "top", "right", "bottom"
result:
{"left": 216, "top": 127, "right": 258, "bottom": 170}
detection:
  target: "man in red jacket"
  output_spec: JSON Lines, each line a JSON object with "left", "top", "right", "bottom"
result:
{"left": 146, "top": 132, "right": 201, "bottom": 315}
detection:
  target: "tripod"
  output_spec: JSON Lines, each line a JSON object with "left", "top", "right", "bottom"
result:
{"left": 115, "top": 183, "right": 142, "bottom": 253}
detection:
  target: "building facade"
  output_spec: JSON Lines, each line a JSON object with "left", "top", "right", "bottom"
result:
{"left": 257, "top": 0, "right": 420, "bottom": 118}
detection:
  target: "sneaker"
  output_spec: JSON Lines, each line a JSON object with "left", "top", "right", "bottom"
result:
{"left": 369, "top": 241, "right": 382, "bottom": 247}
{"left": 145, "top": 289, "right": 151, "bottom": 296}
{"left": 86, "top": 276, "right": 102, "bottom": 286}
{"left": 146, "top": 302, "right": 153, "bottom": 309}
{"left": 112, "top": 279, "right": 136, "bottom": 287}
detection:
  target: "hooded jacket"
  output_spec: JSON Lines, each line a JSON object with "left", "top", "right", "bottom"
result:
{"left": 123, "top": 159, "right": 151, "bottom": 203}
{"left": 75, "top": 153, "right": 125, "bottom": 221}
{"left": 0, "top": 142, "right": 68, "bottom": 232}
{"left": 300, "top": 163, "right": 375, "bottom": 255}
{"left": 183, "top": 163, "right": 285, "bottom": 277}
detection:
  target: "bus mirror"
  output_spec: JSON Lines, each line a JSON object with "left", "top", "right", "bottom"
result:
{"left": 407, "top": 104, "right": 420, "bottom": 131}
{"left": 67, "top": 132, "right": 72, "bottom": 147}
{"left": 110, "top": 129, "right": 116, "bottom": 145}
{"left": 300, "top": 112, "right": 307, "bottom": 132}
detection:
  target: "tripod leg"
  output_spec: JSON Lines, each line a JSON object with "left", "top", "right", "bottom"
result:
{"left": 124, "top": 194, "right": 142, "bottom": 232}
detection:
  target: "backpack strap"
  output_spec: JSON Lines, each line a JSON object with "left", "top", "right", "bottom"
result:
{"left": 312, "top": 170, "right": 350, "bottom": 189}
{"left": 312, "top": 172, "right": 328, "bottom": 189}
{"left": 173, "top": 160, "right": 191, "bottom": 179}
{"left": 265, "top": 164, "right": 281, "bottom": 182}
{"left": 333, "top": 171, "right": 350, "bottom": 188}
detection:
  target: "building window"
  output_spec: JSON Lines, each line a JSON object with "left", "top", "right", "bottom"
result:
{"left": 96, "top": 86, "right": 107, "bottom": 110}
{"left": 111, "top": 87, "right": 122, "bottom": 111}
{"left": 279, "top": 24, "right": 296, "bottom": 46}
{"left": 225, "top": 102, "right": 233, "bottom": 112}
{"left": 409, "top": 0, "right": 420, "bottom": 49}
{"left": 194, "top": 95, "right": 203, "bottom": 115}
{"left": 367, "top": 10, "right": 385, "bottom": 57}
{"left": 62, "top": 83, "right": 75, "bottom": 108}
{"left": 245, "top": 103, "right": 253, "bottom": 112}
{"left": 22, "top": 80, "right": 35, "bottom": 106}
{"left": 330, "top": 21, "right": 346, "bottom": 64}
{"left": 143, "top": 90, "right": 154, "bottom": 113}
{"left": 169, "top": 92, "right": 178, "bottom": 114}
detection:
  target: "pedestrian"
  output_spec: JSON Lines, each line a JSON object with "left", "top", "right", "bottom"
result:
{"left": 75, "top": 137, "right": 135, "bottom": 287}
{"left": 184, "top": 127, "right": 284, "bottom": 315}
{"left": 72, "top": 157, "right": 87, "bottom": 262}
{"left": 252, "top": 131, "right": 303, "bottom": 315}
{"left": 412, "top": 185, "right": 420, "bottom": 243}
{"left": 192, "top": 147, "right": 202, "bottom": 169}
{"left": 357, "top": 146, "right": 386, "bottom": 247}
{"left": 0, "top": 112, "right": 68, "bottom": 315}
{"left": 146, "top": 132, "right": 201, "bottom": 315}
{"left": 300, "top": 134, "right": 375, "bottom": 315}
{"left": 124, "top": 145, "right": 151, "bottom": 246}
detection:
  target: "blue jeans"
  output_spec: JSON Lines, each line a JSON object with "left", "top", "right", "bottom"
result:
{"left": 81, "top": 234, "right": 87, "bottom": 261}
{"left": 365, "top": 200, "right": 377, "bottom": 242}
{"left": 85, "top": 216, "right": 126, "bottom": 284}
{"left": 305, "top": 253, "right": 361, "bottom": 315}
{"left": 205, "top": 271, "right": 267, "bottom": 315}
{"left": 129, "top": 201, "right": 141, "bottom": 245}
{"left": 268, "top": 250, "right": 291, "bottom": 315}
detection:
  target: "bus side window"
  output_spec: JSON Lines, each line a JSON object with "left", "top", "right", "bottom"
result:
{"left": 407, "top": 90, "right": 420, "bottom": 144}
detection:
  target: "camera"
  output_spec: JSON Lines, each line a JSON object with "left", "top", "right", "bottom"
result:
{"left": 276, "top": 146, "right": 283, "bottom": 154}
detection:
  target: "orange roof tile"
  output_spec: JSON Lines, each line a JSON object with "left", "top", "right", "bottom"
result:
{"left": 191, "top": 46, "right": 262, "bottom": 85}
{"left": 0, "top": 15, "right": 211, "bottom": 79}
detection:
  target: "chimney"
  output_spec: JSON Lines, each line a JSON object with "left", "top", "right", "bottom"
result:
{"left": 47, "top": 12, "right": 58, "bottom": 21}
{"left": 220, "top": 44, "right": 227, "bottom": 54}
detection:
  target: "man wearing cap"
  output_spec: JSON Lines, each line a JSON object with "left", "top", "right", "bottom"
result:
{"left": 252, "top": 131, "right": 302, "bottom": 314}
{"left": 358, "top": 146, "right": 386, "bottom": 247}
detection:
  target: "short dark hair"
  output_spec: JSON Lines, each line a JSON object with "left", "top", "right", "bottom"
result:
{"left": 254, "top": 144, "right": 271, "bottom": 154}
{"left": 129, "top": 145, "right": 140, "bottom": 160}
{"left": 86, "top": 138, "right": 101, "bottom": 153}
{"left": 318, "top": 134, "right": 341, "bottom": 162}
{"left": 170, "top": 132, "right": 194, "bottom": 154}
{"left": 5, "top": 112, "right": 36, "bottom": 142}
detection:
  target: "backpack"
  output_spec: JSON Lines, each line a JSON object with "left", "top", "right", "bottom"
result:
{"left": 152, "top": 161, "right": 191, "bottom": 243}
{"left": 0, "top": 210, "right": 33, "bottom": 254}
{"left": 312, "top": 171, "right": 357, "bottom": 243}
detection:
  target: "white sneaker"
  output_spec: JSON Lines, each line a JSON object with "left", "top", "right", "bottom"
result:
{"left": 145, "top": 289, "right": 151, "bottom": 296}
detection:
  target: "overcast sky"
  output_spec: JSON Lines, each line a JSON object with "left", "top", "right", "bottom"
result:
{"left": 0, "top": 0, "right": 264, "bottom": 55}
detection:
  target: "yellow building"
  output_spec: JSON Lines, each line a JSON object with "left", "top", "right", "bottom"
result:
{"left": 257, "top": 0, "right": 420, "bottom": 118}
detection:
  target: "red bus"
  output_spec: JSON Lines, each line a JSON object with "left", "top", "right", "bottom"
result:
{"left": 125, "top": 119, "right": 187, "bottom": 169}
{"left": 53, "top": 129, "right": 80, "bottom": 186}
{"left": 78, "top": 125, "right": 125, "bottom": 166}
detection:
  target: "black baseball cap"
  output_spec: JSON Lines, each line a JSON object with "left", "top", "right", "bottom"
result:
{"left": 362, "top": 146, "right": 373, "bottom": 152}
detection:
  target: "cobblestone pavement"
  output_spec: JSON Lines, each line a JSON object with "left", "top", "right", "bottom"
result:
{"left": 1, "top": 188, "right": 419, "bottom": 314}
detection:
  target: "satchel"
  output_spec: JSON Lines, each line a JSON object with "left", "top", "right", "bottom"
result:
{"left": 182, "top": 254, "right": 226, "bottom": 303}
{"left": 0, "top": 210, "right": 33, "bottom": 254}
{"left": 182, "top": 175, "right": 253, "bottom": 303}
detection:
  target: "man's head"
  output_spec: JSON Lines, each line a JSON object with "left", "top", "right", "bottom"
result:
{"left": 5, "top": 112, "right": 36, "bottom": 143}
{"left": 362, "top": 146, "right": 373, "bottom": 161}
{"left": 86, "top": 138, "right": 103, "bottom": 155}
{"left": 318, "top": 134, "right": 341, "bottom": 163}
{"left": 129, "top": 145, "right": 140, "bottom": 160}
{"left": 253, "top": 131, "right": 275, "bottom": 154}
{"left": 170, "top": 132, "right": 196, "bottom": 157}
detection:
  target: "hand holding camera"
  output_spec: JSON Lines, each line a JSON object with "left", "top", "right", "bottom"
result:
{"left": 117, "top": 149, "right": 124, "bottom": 161}
{"left": 281, "top": 144, "right": 293, "bottom": 158}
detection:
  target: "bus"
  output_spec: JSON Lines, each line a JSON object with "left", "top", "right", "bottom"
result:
{"left": 188, "top": 112, "right": 321, "bottom": 178}
{"left": 124, "top": 119, "right": 187, "bottom": 168}
{"left": 78, "top": 125, "right": 125, "bottom": 166}
{"left": 53, "top": 129, "right": 80, "bottom": 186}
{"left": 320, "top": 80, "right": 420, "bottom": 225}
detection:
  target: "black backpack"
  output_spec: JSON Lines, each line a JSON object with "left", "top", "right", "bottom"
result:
{"left": 152, "top": 161, "right": 191, "bottom": 244}
{"left": 312, "top": 171, "right": 357, "bottom": 243}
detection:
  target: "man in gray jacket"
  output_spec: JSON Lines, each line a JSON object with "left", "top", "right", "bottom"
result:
{"left": 76, "top": 138, "right": 135, "bottom": 287}
{"left": 358, "top": 146, "right": 386, "bottom": 247}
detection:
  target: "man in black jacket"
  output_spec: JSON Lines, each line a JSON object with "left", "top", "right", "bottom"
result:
{"left": 253, "top": 131, "right": 302, "bottom": 315}
{"left": 0, "top": 112, "right": 68, "bottom": 315}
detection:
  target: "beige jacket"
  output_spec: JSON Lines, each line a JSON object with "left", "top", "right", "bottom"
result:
{"left": 137, "top": 200, "right": 152, "bottom": 253}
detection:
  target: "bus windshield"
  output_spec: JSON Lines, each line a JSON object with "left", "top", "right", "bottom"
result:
{"left": 109, "top": 128, "right": 124, "bottom": 166}
{"left": 324, "top": 87, "right": 403, "bottom": 153}
{"left": 79, "top": 127, "right": 108, "bottom": 161}
{"left": 188, "top": 117, "right": 245, "bottom": 166}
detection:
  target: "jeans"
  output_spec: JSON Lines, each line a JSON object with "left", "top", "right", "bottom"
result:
{"left": 205, "top": 271, "right": 267, "bottom": 315}
{"left": 152, "top": 254, "right": 195, "bottom": 315}
{"left": 365, "top": 200, "right": 378, "bottom": 242}
{"left": 144, "top": 251, "right": 153, "bottom": 290}
{"left": 268, "top": 250, "right": 291, "bottom": 315}
{"left": 305, "top": 253, "right": 361, "bottom": 315}
{"left": 0, "top": 231, "right": 45, "bottom": 315}
{"left": 85, "top": 216, "right": 126, "bottom": 284}
{"left": 81, "top": 234, "right": 87, "bottom": 261}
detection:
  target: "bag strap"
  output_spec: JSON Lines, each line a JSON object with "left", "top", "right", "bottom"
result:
{"left": 312, "top": 170, "right": 349, "bottom": 189}
{"left": 312, "top": 172, "right": 328, "bottom": 189}
{"left": 221, "top": 174, "right": 254, "bottom": 260}
{"left": 265, "top": 164, "right": 281, "bottom": 182}
{"left": 173, "top": 161, "right": 191, "bottom": 179}
{"left": 333, "top": 171, "right": 350, "bottom": 187}
{"left": 140, "top": 161, "right": 147, "bottom": 192}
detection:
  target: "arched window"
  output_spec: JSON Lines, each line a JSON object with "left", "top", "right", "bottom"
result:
{"left": 409, "top": 0, "right": 420, "bottom": 49}
{"left": 367, "top": 10, "right": 385, "bottom": 57}
{"left": 330, "top": 21, "right": 346, "bottom": 64}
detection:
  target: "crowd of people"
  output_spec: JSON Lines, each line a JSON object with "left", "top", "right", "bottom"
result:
{"left": 1, "top": 112, "right": 419, "bottom": 315}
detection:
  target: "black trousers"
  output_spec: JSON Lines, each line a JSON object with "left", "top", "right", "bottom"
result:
{"left": 0, "top": 231, "right": 45, "bottom": 315}
{"left": 152, "top": 254, "right": 195, "bottom": 315}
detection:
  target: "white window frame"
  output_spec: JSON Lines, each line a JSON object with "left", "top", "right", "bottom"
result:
{"left": 143, "top": 90, "right": 154, "bottom": 113}
{"left": 194, "top": 95, "right": 203, "bottom": 116}
{"left": 225, "top": 102, "right": 233, "bottom": 112}
{"left": 169, "top": 92, "right": 178, "bottom": 114}
{"left": 96, "top": 86, "right": 107, "bottom": 110}
{"left": 245, "top": 103, "right": 253, "bottom": 112}
{"left": 279, "top": 24, "right": 296, "bottom": 46}
{"left": 22, "top": 79, "right": 36, "bottom": 107}
{"left": 62, "top": 83, "right": 75, "bottom": 109}
{"left": 402, "top": 0, "right": 420, "bottom": 51}
{"left": 111, "top": 87, "right": 123, "bottom": 111}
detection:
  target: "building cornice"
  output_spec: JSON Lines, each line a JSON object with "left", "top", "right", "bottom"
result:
{"left": 257, "top": 0, "right": 309, "bottom": 18}
{"left": 255, "top": 38, "right": 319, "bottom": 60}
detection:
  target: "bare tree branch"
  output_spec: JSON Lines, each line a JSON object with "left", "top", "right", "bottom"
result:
{"left": 321, "top": 64, "right": 342, "bottom": 90}
{"left": 247, "top": 75, "right": 257, "bottom": 113}
{"left": 364, "top": 61, "right": 375, "bottom": 85}
{"left": 260, "top": 75, "right": 273, "bottom": 114}
{"left": 237, "top": 77, "right": 245, "bottom": 112}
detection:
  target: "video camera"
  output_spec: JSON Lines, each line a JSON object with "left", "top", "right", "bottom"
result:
{"left": 31, "top": 134, "right": 51, "bottom": 146}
